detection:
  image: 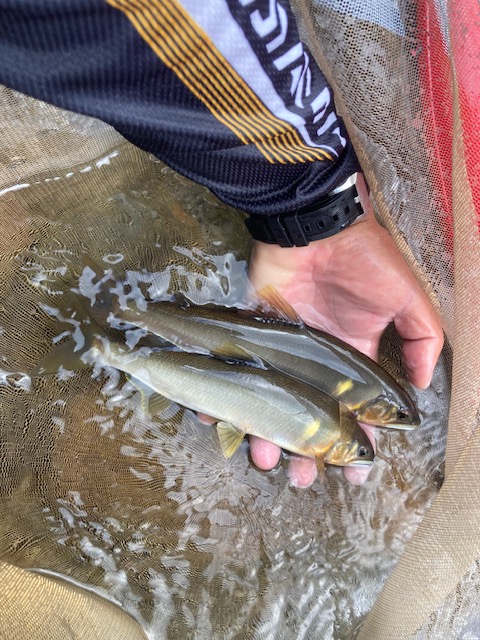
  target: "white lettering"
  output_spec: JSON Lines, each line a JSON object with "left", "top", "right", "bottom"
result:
{"left": 331, "top": 127, "right": 347, "bottom": 147}
{"left": 233, "top": 0, "right": 345, "bottom": 152}
{"left": 311, "top": 86, "right": 331, "bottom": 122}
{"left": 248, "top": 0, "right": 288, "bottom": 53}
{"left": 297, "top": 125, "right": 338, "bottom": 155}
{"left": 273, "top": 41, "right": 303, "bottom": 71}
{"left": 290, "top": 54, "right": 312, "bottom": 108}
{"left": 266, "top": 4, "right": 288, "bottom": 53}
{"left": 316, "top": 111, "right": 337, "bottom": 136}
{"left": 250, "top": 0, "right": 279, "bottom": 37}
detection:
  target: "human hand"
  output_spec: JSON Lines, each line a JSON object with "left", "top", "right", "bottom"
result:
{"left": 247, "top": 174, "right": 444, "bottom": 487}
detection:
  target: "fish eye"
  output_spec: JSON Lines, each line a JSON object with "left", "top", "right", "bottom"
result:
{"left": 357, "top": 446, "right": 370, "bottom": 458}
{"left": 396, "top": 409, "right": 409, "bottom": 421}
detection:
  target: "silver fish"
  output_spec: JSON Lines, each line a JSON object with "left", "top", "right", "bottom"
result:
{"left": 101, "top": 285, "right": 419, "bottom": 430}
{"left": 38, "top": 334, "right": 374, "bottom": 470}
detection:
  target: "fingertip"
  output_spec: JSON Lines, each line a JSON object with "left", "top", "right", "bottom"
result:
{"left": 406, "top": 370, "right": 430, "bottom": 391}
{"left": 197, "top": 412, "right": 216, "bottom": 425}
{"left": 403, "top": 335, "right": 444, "bottom": 390}
{"left": 286, "top": 456, "right": 318, "bottom": 488}
{"left": 398, "top": 307, "right": 444, "bottom": 389}
{"left": 249, "top": 436, "right": 281, "bottom": 470}
{"left": 403, "top": 356, "right": 431, "bottom": 389}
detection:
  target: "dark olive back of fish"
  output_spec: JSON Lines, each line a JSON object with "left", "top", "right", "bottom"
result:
{"left": 113, "top": 300, "right": 419, "bottom": 428}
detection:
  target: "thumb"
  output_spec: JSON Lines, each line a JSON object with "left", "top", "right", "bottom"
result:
{"left": 394, "top": 292, "right": 444, "bottom": 389}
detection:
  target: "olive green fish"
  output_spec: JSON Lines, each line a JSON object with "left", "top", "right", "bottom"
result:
{"left": 98, "top": 285, "right": 419, "bottom": 430}
{"left": 37, "top": 335, "right": 374, "bottom": 470}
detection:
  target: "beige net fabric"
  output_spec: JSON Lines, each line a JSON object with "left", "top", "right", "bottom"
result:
{"left": 0, "top": 562, "right": 148, "bottom": 640}
{"left": 292, "top": 0, "right": 454, "bottom": 339}
{"left": 0, "top": 1, "right": 475, "bottom": 637}
{"left": 292, "top": 0, "right": 480, "bottom": 637}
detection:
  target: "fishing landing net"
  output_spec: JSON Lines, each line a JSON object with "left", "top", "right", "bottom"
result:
{"left": 0, "top": 1, "right": 475, "bottom": 638}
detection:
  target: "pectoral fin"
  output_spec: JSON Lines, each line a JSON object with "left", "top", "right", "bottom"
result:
{"left": 214, "top": 341, "right": 262, "bottom": 365}
{"left": 339, "top": 401, "right": 357, "bottom": 433}
{"left": 216, "top": 422, "right": 245, "bottom": 458}
{"left": 125, "top": 375, "right": 172, "bottom": 417}
{"left": 147, "top": 392, "right": 173, "bottom": 416}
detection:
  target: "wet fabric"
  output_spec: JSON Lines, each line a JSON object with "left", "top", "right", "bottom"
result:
{"left": 1, "top": 0, "right": 480, "bottom": 639}
{"left": 0, "top": 0, "right": 359, "bottom": 215}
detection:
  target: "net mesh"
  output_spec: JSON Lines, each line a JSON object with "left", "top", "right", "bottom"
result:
{"left": 0, "top": 1, "right": 476, "bottom": 638}
{"left": 291, "top": 1, "right": 480, "bottom": 637}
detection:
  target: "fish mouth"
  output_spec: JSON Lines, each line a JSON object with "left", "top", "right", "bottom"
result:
{"left": 379, "top": 420, "right": 419, "bottom": 431}
{"left": 346, "top": 460, "right": 375, "bottom": 468}
{"left": 326, "top": 458, "right": 374, "bottom": 468}
{"left": 356, "top": 396, "right": 420, "bottom": 430}
{"left": 359, "top": 414, "right": 420, "bottom": 430}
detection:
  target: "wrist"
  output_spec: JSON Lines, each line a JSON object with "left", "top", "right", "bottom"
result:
{"left": 248, "top": 179, "right": 375, "bottom": 291}
{"left": 249, "top": 237, "right": 331, "bottom": 292}
{"left": 245, "top": 173, "right": 365, "bottom": 248}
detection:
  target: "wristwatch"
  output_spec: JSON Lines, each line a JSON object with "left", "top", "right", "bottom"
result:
{"left": 245, "top": 174, "right": 364, "bottom": 247}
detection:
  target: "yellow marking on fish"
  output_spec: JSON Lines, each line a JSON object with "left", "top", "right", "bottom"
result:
{"left": 333, "top": 378, "right": 354, "bottom": 397}
{"left": 303, "top": 419, "right": 321, "bottom": 440}
{"left": 349, "top": 402, "right": 363, "bottom": 411}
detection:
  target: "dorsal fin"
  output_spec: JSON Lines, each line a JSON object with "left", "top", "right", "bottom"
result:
{"left": 252, "top": 285, "right": 304, "bottom": 325}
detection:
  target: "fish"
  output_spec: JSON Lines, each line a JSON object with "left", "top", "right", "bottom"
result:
{"left": 35, "top": 333, "right": 374, "bottom": 470}
{"left": 91, "top": 279, "right": 419, "bottom": 430}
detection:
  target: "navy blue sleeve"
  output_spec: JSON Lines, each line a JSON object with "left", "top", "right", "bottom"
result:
{"left": 0, "top": 0, "right": 360, "bottom": 216}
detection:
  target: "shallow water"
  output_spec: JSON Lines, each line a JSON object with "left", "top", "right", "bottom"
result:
{"left": 0, "top": 141, "right": 450, "bottom": 639}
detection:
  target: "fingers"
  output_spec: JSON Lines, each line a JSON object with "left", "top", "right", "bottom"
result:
{"left": 201, "top": 420, "right": 320, "bottom": 486}
{"left": 395, "top": 293, "right": 444, "bottom": 389}
{"left": 251, "top": 431, "right": 377, "bottom": 488}
{"left": 402, "top": 334, "right": 444, "bottom": 389}
{"left": 285, "top": 455, "right": 318, "bottom": 487}
{"left": 249, "top": 436, "right": 281, "bottom": 469}
{"left": 203, "top": 420, "right": 377, "bottom": 488}
{"left": 200, "top": 419, "right": 284, "bottom": 472}
{"left": 197, "top": 412, "right": 216, "bottom": 424}
{"left": 343, "top": 465, "right": 372, "bottom": 485}
{"left": 250, "top": 437, "right": 317, "bottom": 487}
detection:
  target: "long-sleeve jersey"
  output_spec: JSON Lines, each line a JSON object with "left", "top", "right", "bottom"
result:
{"left": 0, "top": 0, "right": 360, "bottom": 216}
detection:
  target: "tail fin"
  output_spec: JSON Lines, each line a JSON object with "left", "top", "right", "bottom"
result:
{"left": 31, "top": 338, "right": 91, "bottom": 378}
{"left": 32, "top": 255, "right": 114, "bottom": 379}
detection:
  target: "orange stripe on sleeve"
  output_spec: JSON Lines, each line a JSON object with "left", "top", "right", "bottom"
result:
{"left": 107, "top": 0, "right": 332, "bottom": 164}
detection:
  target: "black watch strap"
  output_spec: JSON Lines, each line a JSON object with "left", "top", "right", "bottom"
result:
{"left": 245, "top": 182, "right": 363, "bottom": 247}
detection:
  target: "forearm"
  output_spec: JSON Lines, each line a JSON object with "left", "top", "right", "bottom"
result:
{"left": 0, "top": 0, "right": 359, "bottom": 216}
